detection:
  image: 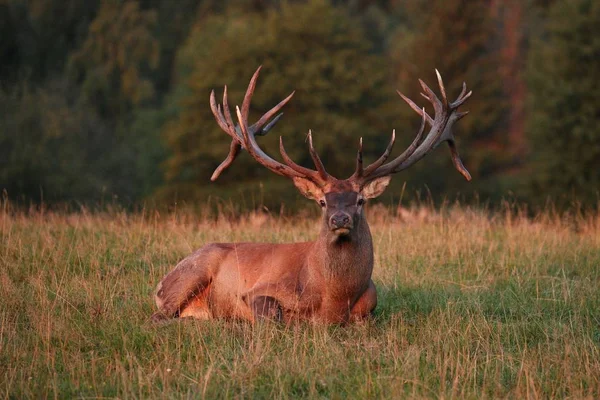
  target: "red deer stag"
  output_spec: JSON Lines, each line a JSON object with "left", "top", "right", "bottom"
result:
{"left": 152, "top": 67, "right": 472, "bottom": 324}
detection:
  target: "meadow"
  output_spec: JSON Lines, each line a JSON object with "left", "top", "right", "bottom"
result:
{"left": 1, "top": 202, "right": 599, "bottom": 398}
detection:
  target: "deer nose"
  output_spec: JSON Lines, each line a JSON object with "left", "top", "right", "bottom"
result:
{"left": 329, "top": 212, "right": 351, "bottom": 229}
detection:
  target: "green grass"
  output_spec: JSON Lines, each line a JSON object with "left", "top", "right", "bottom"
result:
{"left": 1, "top": 206, "right": 599, "bottom": 398}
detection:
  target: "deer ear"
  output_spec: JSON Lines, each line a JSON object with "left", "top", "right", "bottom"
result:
{"left": 361, "top": 176, "right": 391, "bottom": 199}
{"left": 292, "top": 177, "right": 324, "bottom": 201}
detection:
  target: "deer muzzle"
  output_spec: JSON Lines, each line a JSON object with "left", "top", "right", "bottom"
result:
{"left": 329, "top": 212, "right": 353, "bottom": 235}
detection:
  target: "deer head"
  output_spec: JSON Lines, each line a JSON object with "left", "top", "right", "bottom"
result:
{"left": 209, "top": 67, "right": 472, "bottom": 241}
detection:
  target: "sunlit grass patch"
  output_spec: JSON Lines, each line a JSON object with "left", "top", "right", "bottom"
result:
{"left": 1, "top": 206, "right": 599, "bottom": 398}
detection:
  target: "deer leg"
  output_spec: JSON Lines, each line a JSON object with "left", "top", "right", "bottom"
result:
{"left": 152, "top": 244, "right": 225, "bottom": 322}
{"left": 250, "top": 296, "right": 283, "bottom": 322}
{"left": 242, "top": 281, "right": 303, "bottom": 323}
{"left": 179, "top": 284, "right": 212, "bottom": 320}
{"left": 350, "top": 280, "right": 377, "bottom": 322}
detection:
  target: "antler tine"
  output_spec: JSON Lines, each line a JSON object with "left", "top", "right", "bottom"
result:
{"left": 448, "top": 140, "right": 471, "bottom": 181}
{"left": 354, "top": 137, "right": 364, "bottom": 178}
{"left": 222, "top": 86, "right": 238, "bottom": 136}
{"left": 453, "top": 82, "right": 467, "bottom": 106}
{"left": 210, "top": 90, "right": 231, "bottom": 133}
{"left": 418, "top": 78, "right": 443, "bottom": 115}
{"left": 455, "top": 110, "right": 469, "bottom": 120}
{"left": 360, "top": 104, "right": 426, "bottom": 181}
{"left": 250, "top": 91, "right": 295, "bottom": 134}
{"left": 279, "top": 136, "right": 323, "bottom": 181}
{"left": 398, "top": 90, "right": 434, "bottom": 125}
{"left": 391, "top": 109, "right": 428, "bottom": 164}
{"left": 239, "top": 66, "right": 296, "bottom": 136}
{"left": 361, "top": 109, "right": 427, "bottom": 182}
{"left": 257, "top": 112, "right": 284, "bottom": 136}
{"left": 435, "top": 69, "right": 448, "bottom": 108}
{"left": 279, "top": 137, "right": 307, "bottom": 174}
{"left": 307, "top": 131, "right": 328, "bottom": 180}
{"left": 211, "top": 140, "right": 242, "bottom": 181}
{"left": 225, "top": 66, "right": 295, "bottom": 138}
{"left": 241, "top": 66, "right": 262, "bottom": 124}
{"left": 450, "top": 88, "right": 473, "bottom": 109}
{"left": 236, "top": 106, "right": 252, "bottom": 150}
{"left": 362, "top": 130, "right": 396, "bottom": 176}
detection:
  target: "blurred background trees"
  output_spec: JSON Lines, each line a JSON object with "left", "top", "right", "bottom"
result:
{"left": 1, "top": 0, "right": 598, "bottom": 211}
{"left": 159, "top": 0, "right": 394, "bottom": 207}
{"left": 526, "top": 0, "right": 600, "bottom": 207}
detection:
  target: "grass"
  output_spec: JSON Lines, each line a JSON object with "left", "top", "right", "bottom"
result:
{"left": 1, "top": 204, "right": 599, "bottom": 398}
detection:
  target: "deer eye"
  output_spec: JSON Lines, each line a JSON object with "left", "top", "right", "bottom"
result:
{"left": 319, "top": 200, "right": 326, "bottom": 208}
{"left": 357, "top": 198, "right": 365, "bottom": 206}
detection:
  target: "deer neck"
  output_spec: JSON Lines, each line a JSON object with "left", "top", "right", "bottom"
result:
{"left": 309, "top": 215, "right": 374, "bottom": 283}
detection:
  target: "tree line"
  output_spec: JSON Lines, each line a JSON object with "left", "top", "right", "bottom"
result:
{"left": 1, "top": 0, "right": 598, "bottom": 211}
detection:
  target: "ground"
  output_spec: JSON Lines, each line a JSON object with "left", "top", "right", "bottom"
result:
{"left": 1, "top": 205, "right": 599, "bottom": 398}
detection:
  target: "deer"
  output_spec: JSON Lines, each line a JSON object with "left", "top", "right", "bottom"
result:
{"left": 152, "top": 67, "right": 472, "bottom": 324}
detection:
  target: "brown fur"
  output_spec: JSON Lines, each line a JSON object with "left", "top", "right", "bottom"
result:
{"left": 152, "top": 180, "right": 389, "bottom": 324}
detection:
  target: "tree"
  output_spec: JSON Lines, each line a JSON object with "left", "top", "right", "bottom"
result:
{"left": 0, "top": 80, "right": 116, "bottom": 203}
{"left": 68, "top": 0, "right": 159, "bottom": 120}
{"left": 0, "top": 0, "right": 99, "bottom": 86}
{"left": 64, "top": 0, "right": 163, "bottom": 202}
{"left": 159, "top": 0, "right": 395, "bottom": 207}
{"left": 526, "top": 0, "right": 600, "bottom": 207}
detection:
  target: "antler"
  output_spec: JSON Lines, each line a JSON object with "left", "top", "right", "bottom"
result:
{"left": 355, "top": 70, "right": 472, "bottom": 184}
{"left": 209, "top": 66, "right": 294, "bottom": 180}
{"left": 210, "top": 67, "right": 330, "bottom": 186}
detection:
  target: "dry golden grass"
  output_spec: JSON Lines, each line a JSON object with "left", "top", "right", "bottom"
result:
{"left": 1, "top": 203, "right": 599, "bottom": 398}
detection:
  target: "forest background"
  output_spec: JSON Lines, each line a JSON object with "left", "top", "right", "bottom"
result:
{"left": 1, "top": 0, "right": 598, "bottom": 212}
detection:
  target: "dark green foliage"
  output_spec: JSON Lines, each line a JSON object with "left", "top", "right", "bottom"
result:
{"left": 160, "top": 0, "right": 395, "bottom": 206}
{"left": 0, "top": 0, "right": 166, "bottom": 204}
{"left": 0, "top": 81, "right": 112, "bottom": 202}
{"left": 0, "top": 79, "right": 168, "bottom": 203}
{"left": 0, "top": 0, "right": 599, "bottom": 209}
{"left": 526, "top": 0, "right": 600, "bottom": 207}
{"left": 0, "top": 0, "right": 100, "bottom": 86}
{"left": 68, "top": 0, "right": 159, "bottom": 119}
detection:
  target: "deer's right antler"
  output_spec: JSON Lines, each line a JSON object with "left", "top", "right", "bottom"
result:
{"left": 209, "top": 66, "right": 295, "bottom": 181}
{"left": 210, "top": 67, "right": 330, "bottom": 187}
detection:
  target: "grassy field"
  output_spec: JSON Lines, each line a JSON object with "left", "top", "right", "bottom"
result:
{"left": 1, "top": 204, "right": 600, "bottom": 398}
